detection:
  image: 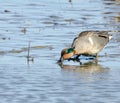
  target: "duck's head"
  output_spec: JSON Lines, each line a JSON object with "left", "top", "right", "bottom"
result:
{"left": 58, "top": 47, "right": 75, "bottom": 62}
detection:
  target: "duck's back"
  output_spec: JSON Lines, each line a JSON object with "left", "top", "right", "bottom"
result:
{"left": 71, "top": 31, "right": 112, "bottom": 55}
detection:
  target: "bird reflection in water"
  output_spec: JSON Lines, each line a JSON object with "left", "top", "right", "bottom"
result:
{"left": 58, "top": 61, "right": 110, "bottom": 75}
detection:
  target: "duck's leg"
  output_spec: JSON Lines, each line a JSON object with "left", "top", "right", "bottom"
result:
{"left": 75, "top": 55, "right": 82, "bottom": 64}
{"left": 74, "top": 55, "right": 82, "bottom": 64}
{"left": 68, "top": 55, "right": 80, "bottom": 62}
{"left": 95, "top": 53, "right": 98, "bottom": 58}
{"left": 68, "top": 58, "right": 75, "bottom": 61}
{"left": 68, "top": 55, "right": 82, "bottom": 64}
{"left": 94, "top": 53, "right": 98, "bottom": 64}
{"left": 87, "top": 54, "right": 97, "bottom": 60}
{"left": 74, "top": 55, "right": 80, "bottom": 61}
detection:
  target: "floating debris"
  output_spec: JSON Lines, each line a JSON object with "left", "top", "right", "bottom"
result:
{"left": 9, "top": 49, "right": 24, "bottom": 53}
{"left": 69, "top": 0, "right": 72, "bottom": 3}
{"left": 114, "top": 16, "right": 120, "bottom": 22}
{"left": 64, "top": 19, "right": 75, "bottom": 23}
{"left": 49, "top": 15, "right": 60, "bottom": 19}
{"left": 0, "top": 45, "right": 48, "bottom": 55}
{"left": 21, "top": 27, "right": 27, "bottom": 34}
{"left": 0, "top": 37, "right": 10, "bottom": 40}
{"left": 4, "top": 10, "right": 11, "bottom": 13}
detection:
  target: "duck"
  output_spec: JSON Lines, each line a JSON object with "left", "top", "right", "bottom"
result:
{"left": 58, "top": 31, "right": 112, "bottom": 62}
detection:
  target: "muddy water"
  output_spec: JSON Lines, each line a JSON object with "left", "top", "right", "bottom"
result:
{"left": 0, "top": 0, "right": 120, "bottom": 103}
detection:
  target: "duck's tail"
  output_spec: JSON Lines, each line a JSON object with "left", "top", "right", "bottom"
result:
{"left": 109, "top": 35, "right": 112, "bottom": 41}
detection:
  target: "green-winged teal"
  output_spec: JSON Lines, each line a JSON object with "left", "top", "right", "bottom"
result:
{"left": 58, "top": 31, "right": 112, "bottom": 62}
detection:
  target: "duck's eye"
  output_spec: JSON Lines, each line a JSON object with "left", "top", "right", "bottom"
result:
{"left": 66, "top": 48, "right": 74, "bottom": 53}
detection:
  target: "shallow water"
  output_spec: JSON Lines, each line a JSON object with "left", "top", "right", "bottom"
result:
{"left": 0, "top": 0, "right": 120, "bottom": 103}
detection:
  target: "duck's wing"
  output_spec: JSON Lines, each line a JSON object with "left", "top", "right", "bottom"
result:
{"left": 71, "top": 31, "right": 112, "bottom": 54}
{"left": 96, "top": 31, "right": 112, "bottom": 41}
{"left": 71, "top": 31, "right": 91, "bottom": 48}
{"left": 71, "top": 31, "right": 92, "bottom": 47}
{"left": 89, "top": 31, "right": 112, "bottom": 51}
{"left": 78, "top": 31, "right": 112, "bottom": 41}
